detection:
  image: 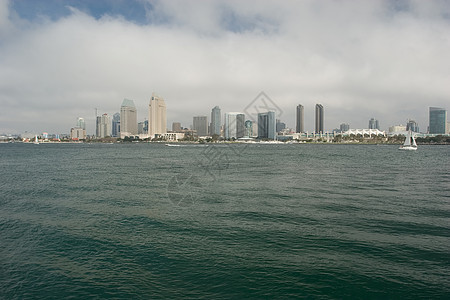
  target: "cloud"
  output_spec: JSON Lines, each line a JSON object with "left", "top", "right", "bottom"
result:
{"left": 0, "top": 0, "right": 449, "bottom": 134}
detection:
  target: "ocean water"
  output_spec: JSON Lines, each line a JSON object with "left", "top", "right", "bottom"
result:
{"left": 1, "top": 143, "right": 449, "bottom": 299}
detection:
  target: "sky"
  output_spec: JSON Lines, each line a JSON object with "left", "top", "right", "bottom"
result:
{"left": 0, "top": 0, "right": 449, "bottom": 135}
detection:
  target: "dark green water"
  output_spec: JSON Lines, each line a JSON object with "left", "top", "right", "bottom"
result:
{"left": 1, "top": 143, "right": 449, "bottom": 299}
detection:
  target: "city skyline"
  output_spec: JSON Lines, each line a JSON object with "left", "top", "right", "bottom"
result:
{"left": 1, "top": 0, "right": 450, "bottom": 134}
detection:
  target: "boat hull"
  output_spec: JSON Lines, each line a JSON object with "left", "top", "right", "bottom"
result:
{"left": 399, "top": 146, "right": 417, "bottom": 151}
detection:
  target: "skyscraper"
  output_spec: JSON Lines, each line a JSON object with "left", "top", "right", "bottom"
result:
{"left": 276, "top": 119, "right": 286, "bottom": 132}
{"left": 296, "top": 105, "right": 304, "bottom": 133}
{"left": 99, "top": 113, "right": 111, "bottom": 138}
{"left": 148, "top": 93, "right": 167, "bottom": 137}
{"left": 76, "top": 117, "right": 86, "bottom": 130}
{"left": 193, "top": 116, "right": 208, "bottom": 136}
{"left": 172, "top": 122, "right": 182, "bottom": 132}
{"left": 315, "top": 104, "right": 324, "bottom": 134}
{"left": 210, "top": 106, "right": 221, "bottom": 136}
{"left": 340, "top": 123, "right": 350, "bottom": 132}
{"left": 96, "top": 116, "right": 101, "bottom": 137}
{"left": 258, "top": 111, "right": 276, "bottom": 140}
{"left": 224, "top": 112, "right": 245, "bottom": 139}
{"left": 244, "top": 120, "right": 253, "bottom": 137}
{"left": 120, "top": 98, "right": 138, "bottom": 138}
{"left": 112, "top": 113, "right": 120, "bottom": 137}
{"left": 369, "top": 118, "right": 380, "bottom": 130}
{"left": 429, "top": 107, "right": 447, "bottom": 134}
{"left": 406, "top": 120, "right": 419, "bottom": 133}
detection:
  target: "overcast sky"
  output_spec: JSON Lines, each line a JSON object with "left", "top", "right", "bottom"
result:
{"left": 0, "top": 0, "right": 449, "bottom": 134}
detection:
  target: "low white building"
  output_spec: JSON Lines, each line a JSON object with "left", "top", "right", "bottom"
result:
{"left": 70, "top": 127, "right": 86, "bottom": 140}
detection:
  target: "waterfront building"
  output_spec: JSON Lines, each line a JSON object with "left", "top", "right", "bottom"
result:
{"left": 138, "top": 121, "right": 147, "bottom": 134}
{"left": 193, "top": 116, "right": 208, "bottom": 136}
{"left": 76, "top": 117, "right": 86, "bottom": 130}
{"left": 258, "top": 111, "right": 276, "bottom": 140}
{"left": 369, "top": 118, "right": 380, "bottom": 130}
{"left": 276, "top": 119, "right": 286, "bottom": 133}
{"left": 99, "top": 113, "right": 111, "bottom": 138}
{"left": 210, "top": 106, "right": 221, "bottom": 136}
{"left": 225, "top": 112, "right": 245, "bottom": 139}
{"left": 112, "top": 113, "right": 120, "bottom": 137}
{"left": 70, "top": 127, "right": 86, "bottom": 140}
{"left": 315, "top": 104, "right": 324, "bottom": 134}
{"left": 389, "top": 125, "right": 406, "bottom": 133}
{"left": 406, "top": 120, "right": 419, "bottom": 133}
{"left": 172, "top": 122, "right": 182, "bottom": 132}
{"left": 429, "top": 107, "right": 447, "bottom": 134}
{"left": 120, "top": 98, "right": 138, "bottom": 138}
{"left": 244, "top": 120, "right": 253, "bottom": 137}
{"left": 96, "top": 116, "right": 101, "bottom": 137}
{"left": 148, "top": 93, "right": 167, "bottom": 137}
{"left": 296, "top": 105, "right": 304, "bottom": 133}
{"left": 340, "top": 123, "right": 350, "bottom": 132}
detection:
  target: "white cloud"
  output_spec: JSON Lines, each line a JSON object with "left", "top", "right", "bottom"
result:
{"left": 0, "top": 0, "right": 449, "bottom": 134}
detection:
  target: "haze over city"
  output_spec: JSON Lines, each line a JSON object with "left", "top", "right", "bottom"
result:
{"left": 1, "top": 0, "right": 449, "bottom": 134}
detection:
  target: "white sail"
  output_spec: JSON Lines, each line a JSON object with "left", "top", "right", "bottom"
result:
{"left": 411, "top": 134, "right": 417, "bottom": 147}
{"left": 403, "top": 131, "right": 411, "bottom": 146}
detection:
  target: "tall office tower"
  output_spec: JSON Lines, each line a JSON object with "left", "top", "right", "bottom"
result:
{"left": 172, "top": 122, "right": 182, "bottom": 132}
{"left": 244, "top": 120, "right": 253, "bottom": 137}
{"left": 120, "top": 99, "right": 138, "bottom": 138}
{"left": 138, "top": 121, "right": 146, "bottom": 134}
{"left": 224, "top": 112, "right": 245, "bottom": 139}
{"left": 369, "top": 118, "right": 380, "bottom": 130}
{"left": 193, "top": 116, "right": 208, "bottom": 136}
{"left": 429, "top": 107, "right": 447, "bottom": 134}
{"left": 99, "top": 113, "right": 111, "bottom": 138}
{"left": 210, "top": 106, "right": 221, "bottom": 136}
{"left": 148, "top": 93, "right": 167, "bottom": 137}
{"left": 406, "top": 120, "right": 419, "bottom": 132}
{"left": 257, "top": 111, "right": 276, "bottom": 140}
{"left": 276, "top": 119, "right": 286, "bottom": 132}
{"left": 96, "top": 116, "right": 101, "bottom": 137}
{"left": 76, "top": 117, "right": 86, "bottom": 130}
{"left": 315, "top": 104, "right": 324, "bottom": 134}
{"left": 340, "top": 123, "right": 350, "bottom": 132}
{"left": 111, "top": 113, "right": 120, "bottom": 137}
{"left": 296, "top": 105, "right": 304, "bottom": 133}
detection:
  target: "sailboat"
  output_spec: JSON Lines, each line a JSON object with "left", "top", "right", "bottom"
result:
{"left": 399, "top": 130, "right": 417, "bottom": 151}
{"left": 33, "top": 135, "right": 39, "bottom": 145}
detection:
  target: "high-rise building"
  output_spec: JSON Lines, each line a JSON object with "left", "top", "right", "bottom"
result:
{"left": 99, "top": 113, "right": 111, "bottom": 138}
{"left": 76, "top": 117, "right": 86, "bottom": 130}
{"left": 148, "top": 93, "right": 167, "bottom": 137}
{"left": 296, "top": 105, "right": 304, "bottom": 133}
{"left": 406, "top": 120, "right": 419, "bottom": 133}
{"left": 276, "top": 119, "right": 286, "bottom": 133}
{"left": 210, "top": 106, "right": 221, "bottom": 136}
{"left": 193, "top": 116, "right": 208, "bottom": 136}
{"left": 369, "top": 118, "right": 380, "bottom": 130}
{"left": 244, "top": 120, "right": 253, "bottom": 137}
{"left": 258, "top": 111, "right": 276, "bottom": 140}
{"left": 112, "top": 113, "right": 120, "bottom": 137}
{"left": 340, "top": 123, "right": 350, "bottom": 132}
{"left": 315, "top": 104, "right": 324, "bottom": 134}
{"left": 429, "top": 107, "right": 447, "bottom": 134}
{"left": 96, "top": 116, "right": 101, "bottom": 137}
{"left": 120, "top": 98, "right": 138, "bottom": 138}
{"left": 138, "top": 121, "right": 147, "bottom": 134}
{"left": 225, "top": 112, "right": 245, "bottom": 139}
{"left": 172, "top": 122, "right": 182, "bottom": 132}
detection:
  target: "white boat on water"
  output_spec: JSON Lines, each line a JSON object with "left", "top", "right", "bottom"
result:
{"left": 165, "top": 144, "right": 181, "bottom": 147}
{"left": 33, "top": 135, "right": 39, "bottom": 145}
{"left": 399, "top": 130, "right": 417, "bottom": 151}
